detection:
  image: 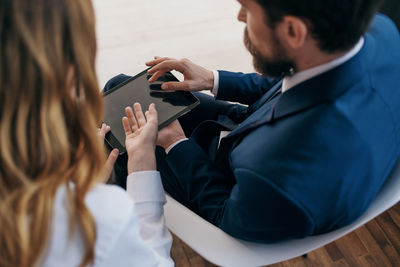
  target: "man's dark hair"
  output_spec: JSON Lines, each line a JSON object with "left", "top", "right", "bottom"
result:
{"left": 256, "top": 0, "right": 384, "bottom": 53}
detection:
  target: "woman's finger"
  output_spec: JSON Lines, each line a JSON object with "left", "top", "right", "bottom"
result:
{"left": 125, "top": 106, "right": 138, "bottom": 132}
{"left": 122, "top": 117, "right": 132, "bottom": 135}
{"left": 146, "top": 103, "right": 158, "bottom": 125}
{"left": 134, "top": 103, "right": 146, "bottom": 128}
{"left": 98, "top": 123, "right": 111, "bottom": 140}
{"left": 102, "top": 148, "right": 119, "bottom": 183}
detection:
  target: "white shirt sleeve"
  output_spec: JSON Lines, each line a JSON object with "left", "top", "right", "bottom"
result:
{"left": 98, "top": 204, "right": 173, "bottom": 267}
{"left": 124, "top": 171, "right": 174, "bottom": 266}
{"left": 211, "top": 70, "right": 220, "bottom": 96}
{"left": 98, "top": 172, "right": 173, "bottom": 267}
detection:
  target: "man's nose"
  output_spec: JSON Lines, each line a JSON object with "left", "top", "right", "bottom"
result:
{"left": 237, "top": 6, "right": 247, "bottom": 23}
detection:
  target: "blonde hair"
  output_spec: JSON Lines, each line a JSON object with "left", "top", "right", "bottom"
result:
{"left": 0, "top": 0, "right": 106, "bottom": 266}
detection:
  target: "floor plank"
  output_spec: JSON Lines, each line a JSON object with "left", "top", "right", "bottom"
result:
{"left": 325, "top": 242, "right": 345, "bottom": 262}
{"left": 171, "top": 234, "right": 192, "bottom": 267}
{"left": 376, "top": 212, "right": 400, "bottom": 256}
{"left": 355, "top": 226, "right": 393, "bottom": 267}
{"left": 364, "top": 221, "right": 399, "bottom": 266}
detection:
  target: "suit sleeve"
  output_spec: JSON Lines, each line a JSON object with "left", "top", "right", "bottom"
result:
{"left": 166, "top": 139, "right": 314, "bottom": 243}
{"left": 216, "top": 71, "right": 279, "bottom": 105}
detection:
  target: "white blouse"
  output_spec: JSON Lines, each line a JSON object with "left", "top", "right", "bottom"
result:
{"left": 39, "top": 171, "right": 174, "bottom": 267}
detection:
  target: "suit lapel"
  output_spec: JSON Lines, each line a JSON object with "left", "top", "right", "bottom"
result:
{"left": 225, "top": 32, "right": 373, "bottom": 140}
{"left": 247, "top": 80, "right": 282, "bottom": 114}
{"left": 228, "top": 93, "right": 281, "bottom": 138}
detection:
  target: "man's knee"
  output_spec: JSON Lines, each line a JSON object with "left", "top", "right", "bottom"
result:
{"left": 103, "top": 74, "right": 132, "bottom": 92}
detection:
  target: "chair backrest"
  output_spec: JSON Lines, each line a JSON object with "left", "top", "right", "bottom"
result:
{"left": 164, "top": 157, "right": 400, "bottom": 267}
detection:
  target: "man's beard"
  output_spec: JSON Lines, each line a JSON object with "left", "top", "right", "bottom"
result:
{"left": 244, "top": 27, "right": 295, "bottom": 78}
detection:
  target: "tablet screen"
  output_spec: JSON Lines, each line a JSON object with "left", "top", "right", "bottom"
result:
{"left": 103, "top": 70, "right": 199, "bottom": 153}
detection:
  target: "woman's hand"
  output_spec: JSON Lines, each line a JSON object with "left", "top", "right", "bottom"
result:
{"left": 98, "top": 123, "right": 119, "bottom": 182}
{"left": 123, "top": 103, "right": 158, "bottom": 174}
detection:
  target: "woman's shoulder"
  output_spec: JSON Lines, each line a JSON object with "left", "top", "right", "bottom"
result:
{"left": 53, "top": 182, "right": 134, "bottom": 227}
{"left": 42, "top": 183, "right": 137, "bottom": 267}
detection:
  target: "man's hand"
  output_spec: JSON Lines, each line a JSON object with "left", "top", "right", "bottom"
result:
{"left": 123, "top": 103, "right": 158, "bottom": 173}
{"left": 146, "top": 56, "right": 214, "bottom": 92}
{"left": 98, "top": 123, "right": 119, "bottom": 182}
{"left": 157, "top": 120, "right": 187, "bottom": 151}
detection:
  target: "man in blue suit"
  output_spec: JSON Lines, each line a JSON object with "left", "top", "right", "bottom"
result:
{"left": 107, "top": 0, "right": 400, "bottom": 242}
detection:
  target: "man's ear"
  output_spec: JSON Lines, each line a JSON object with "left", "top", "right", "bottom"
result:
{"left": 279, "top": 16, "right": 308, "bottom": 49}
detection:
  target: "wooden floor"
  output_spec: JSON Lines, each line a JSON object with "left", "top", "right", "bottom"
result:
{"left": 170, "top": 202, "right": 400, "bottom": 267}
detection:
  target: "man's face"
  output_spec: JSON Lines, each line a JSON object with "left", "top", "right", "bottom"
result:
{"left": 237, "top": 0, "right": 295, "bottom": 78}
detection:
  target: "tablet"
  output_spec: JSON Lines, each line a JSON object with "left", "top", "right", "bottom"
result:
{"left": 103, "top": 69, "right": 199, "bottom": 154}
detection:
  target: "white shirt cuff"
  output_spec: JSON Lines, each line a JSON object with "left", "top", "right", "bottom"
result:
{"left": 165, "top": 138, "right": 189, "bottom": 154}
{"left": 126, "top": 171, "right": 166, "bottom": 203}
{"left": 211, "top": 70, "right": 220, "bottom": 96}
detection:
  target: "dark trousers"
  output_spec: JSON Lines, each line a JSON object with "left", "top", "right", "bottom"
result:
{"left": 103, "top": 74, "right": 247, "bottom": 203}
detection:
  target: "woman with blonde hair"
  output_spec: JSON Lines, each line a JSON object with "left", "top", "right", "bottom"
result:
{"left": 0, "top": 0, "right": 173, "bottom": 266}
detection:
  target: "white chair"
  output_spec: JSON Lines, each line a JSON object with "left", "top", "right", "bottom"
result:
{"left": 164, "top": 158, "right": 400, "bottom": 267}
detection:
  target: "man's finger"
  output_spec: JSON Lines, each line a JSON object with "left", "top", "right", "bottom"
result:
{"left": 147, "top": 60, "right": 184, "bottom": 77}
{"left": 161, "top": 81, "right": 191, "bottom": 91}
{"left": 102, "top": 148, "right": 119, "bottom": 182}
{"left": 146, "top": 56, "right": 168, "bottom": 66}
{"left": 145, "top": 57, "right": 171, "bottom": 67}
{"left": 147, "top": 70, "right": 167, "bottom": 83}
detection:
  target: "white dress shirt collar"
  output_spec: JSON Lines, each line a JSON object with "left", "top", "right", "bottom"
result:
{"left": 282, "top": 38, "right": 365, "bottom": 93}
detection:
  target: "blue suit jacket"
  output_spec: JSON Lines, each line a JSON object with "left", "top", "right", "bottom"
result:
{"left": 166, "top": 14, "right": 400, "bottom": 242}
